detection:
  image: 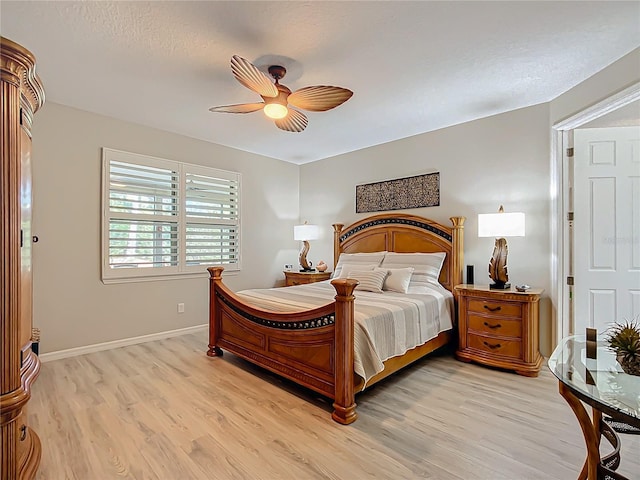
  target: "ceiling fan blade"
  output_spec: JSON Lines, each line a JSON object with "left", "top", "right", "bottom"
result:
{"left": 275, "top": 109, "right": 308, "bottom": 132}
{"left": 230, "top": 55, "right": 278, "bottom": 98}
{"left": 288, "top": 86, "right": 353, "bottom": 112}
{"left": 209, "top": 102, "right": 265, "bottom": 114}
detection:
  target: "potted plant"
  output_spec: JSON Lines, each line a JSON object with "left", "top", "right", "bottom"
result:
{"left": 606, "top": 319, "right": 640, "bottom": 376}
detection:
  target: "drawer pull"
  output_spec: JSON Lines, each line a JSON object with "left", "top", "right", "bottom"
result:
{"left": 483, "top": 321, "right": 502, "bottom": 329}
{"left": 20, "top": 425, "right": 27, "bottom": 441}
{"left": 484, "top": 305, "right": 502, "bottom": 312}
{"left": 483, "top": 341, "right": 502, "bottom": 350}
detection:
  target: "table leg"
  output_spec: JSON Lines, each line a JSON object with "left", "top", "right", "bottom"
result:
{"left": 558, "top": 382, "right": 600, "bottom": 480}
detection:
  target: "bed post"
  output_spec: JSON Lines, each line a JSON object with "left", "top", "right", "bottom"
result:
{"left": 332, "top": 223, "right": 344, "bottom": 270}
{"left": 207, "top": 266, "right": 224, "bottom": 357}
{"left": 449, "top": 217, "right": 465, "bottom": 290}
{"left": 331, "top": 278, "right": 359, "bottom": 425}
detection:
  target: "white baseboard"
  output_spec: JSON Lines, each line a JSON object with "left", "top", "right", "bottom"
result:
{"left": 39, "top": 324, "right": 208, "bottom": 363}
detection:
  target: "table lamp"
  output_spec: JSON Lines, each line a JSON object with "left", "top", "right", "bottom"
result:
{"left": 294, "top": 222, "right": 319, "bottom": 272}
{"left": 478, "top": 205, "right": 525, "bottom": 289}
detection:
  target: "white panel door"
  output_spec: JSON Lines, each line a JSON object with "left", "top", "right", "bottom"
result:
{"left": 574, "top": 126, "right": 640, "bottom": 334}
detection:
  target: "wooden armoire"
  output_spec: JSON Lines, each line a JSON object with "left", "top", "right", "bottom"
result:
{"left": 1, "top": 37, "right": 45, "bottom": 480}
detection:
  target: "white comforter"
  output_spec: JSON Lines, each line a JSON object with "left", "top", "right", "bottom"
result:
{"left": 236, "top": 280, "right": 454, "bottom": 386}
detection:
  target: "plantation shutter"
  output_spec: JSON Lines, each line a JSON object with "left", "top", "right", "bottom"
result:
{"left": 102, "top": 148, "right": 241, "bottom": 282}
{"left": 108, "top": 160, "right": 179, "bottom": 270}
{"left": 184, "top": 168, "right": 239, "bottom": 268}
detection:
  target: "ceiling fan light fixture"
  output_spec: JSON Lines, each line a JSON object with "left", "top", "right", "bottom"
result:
{"left": 263, "top": 102, "right": 288, "bottom": 119}
{"left": 210, "top": 55, "right": 353, "bottom": 132}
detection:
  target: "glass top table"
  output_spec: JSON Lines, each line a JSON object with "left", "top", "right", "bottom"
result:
{"left": 548, "top": 335, "right": 639, "bottom": 480}
{"left": 549, "top": 335, "right": 639, "bottom": 425}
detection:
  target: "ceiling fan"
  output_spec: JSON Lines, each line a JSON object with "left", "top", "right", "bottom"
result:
{"left": 209, "top": 55, "right": 353, "bottom": 133}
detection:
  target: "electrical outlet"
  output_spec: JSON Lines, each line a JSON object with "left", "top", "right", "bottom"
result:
{"left": 284, "top": 264, "right": 293, "bottom": 272}
{"left": 177, "top": 303, "right": 185, "bottom": 313}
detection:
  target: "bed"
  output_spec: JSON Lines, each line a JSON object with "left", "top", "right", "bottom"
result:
{"left": 207, "top": 213, "right": 465, "bottom": 424}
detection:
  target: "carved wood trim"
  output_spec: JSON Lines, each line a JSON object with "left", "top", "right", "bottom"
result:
{"left": 0, "top": 37, "right": 45, "bottom": 113}
{"left": 1, "top": 36, "right": 44, "bottom": 480}
{"left": 0, "top": 352, "right": 40, "bottom": 425}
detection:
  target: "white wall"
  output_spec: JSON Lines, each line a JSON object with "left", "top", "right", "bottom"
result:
{"left": 550, "top": 48, "right": 640, "bottom": 125}
{"left": 32, "top": 103, "right": 300, "bottom": 353}
{"left": 299, "top": 104, "right": 553, "bottom": 353}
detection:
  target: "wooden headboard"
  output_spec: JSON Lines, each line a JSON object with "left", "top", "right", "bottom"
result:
{"left": 332, "top": 213, "right": 465, "bottom": 293}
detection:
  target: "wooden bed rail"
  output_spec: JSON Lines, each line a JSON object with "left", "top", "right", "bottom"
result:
{"left": 207, "top": 266, "right": 360, "bottom": 424}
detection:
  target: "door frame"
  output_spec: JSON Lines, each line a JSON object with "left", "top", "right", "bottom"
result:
{"left": 551, "top": 81, "right": 640, "bottom": 347}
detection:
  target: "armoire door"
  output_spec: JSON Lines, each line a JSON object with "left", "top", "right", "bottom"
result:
{"left": 20, "top": 115, "right": 34, "bottom": 361}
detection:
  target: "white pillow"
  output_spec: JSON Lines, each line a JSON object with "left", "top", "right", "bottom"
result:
{"left": 375, "top": 266, "right": 414, "bottom": 294}
{"left": 333, "top": 251, "right": 387, "bottom": 278}
{"left": 381, "top": 252, "right": 446, "bottom": 288}
{"left": 336, "top": 263, "right": 375, "bottom": 279}
{"left": 346, "top": 269, "right": 388, "bottom": 293}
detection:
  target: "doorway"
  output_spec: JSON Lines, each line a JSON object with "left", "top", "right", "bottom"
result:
{"left": 552, "top": 83, "right": 640, "bottom": 345}
{"left": 573, "top": 125, "right": 640, "bottom": 334}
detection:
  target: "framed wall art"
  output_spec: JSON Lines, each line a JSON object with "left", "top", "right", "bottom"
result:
{"left": 355, "top": 172, "right": 440, "bottom": 213}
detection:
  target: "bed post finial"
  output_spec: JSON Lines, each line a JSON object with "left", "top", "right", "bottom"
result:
{"left": 332, "top": 223, "right": 344, "bottom": 269}
{"left": 449, "top": 217, "right": 465, "bottom": 289}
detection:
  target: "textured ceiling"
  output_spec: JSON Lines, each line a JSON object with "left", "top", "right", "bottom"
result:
{"left": 2, "top": 1, "right": 639, "bottom": 164}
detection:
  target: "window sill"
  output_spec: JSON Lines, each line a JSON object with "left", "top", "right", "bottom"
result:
{"left": 102, "top": 269, "right": 239, "bottom": 285}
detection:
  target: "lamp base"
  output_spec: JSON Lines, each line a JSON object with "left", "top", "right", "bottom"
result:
{"left": 488, "top": 238, "right": 510, "bottom": 291}
{"left": 299, "top": 267, "right": 316, "bottom": 272}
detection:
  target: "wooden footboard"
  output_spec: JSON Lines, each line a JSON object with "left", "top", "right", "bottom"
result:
{"left": 207, "top": 266, "right": 360, "bottom": 424}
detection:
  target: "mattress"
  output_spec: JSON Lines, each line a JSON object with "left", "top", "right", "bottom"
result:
{"left": 236, "top": 280, "right": 454, "bottom": 386}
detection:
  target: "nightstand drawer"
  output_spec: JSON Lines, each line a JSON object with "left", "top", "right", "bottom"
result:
{"left": 468, "top": 314, "right": 522, "bottom": 338}
{"left": 284, "top": 271, "right": 331, "bottom": 287}
{"left": 467, "top": 333, "right": 521, "bottom": 358}
{"left": 468, "top": 299, "right": 522, "bottom": 318}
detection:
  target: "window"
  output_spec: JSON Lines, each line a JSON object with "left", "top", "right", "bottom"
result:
{"left": 102, "top": 148, "right": 240, "bottom": 282}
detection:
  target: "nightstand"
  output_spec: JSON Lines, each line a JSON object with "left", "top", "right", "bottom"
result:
{"left": 454, "top": 284, "right": 543, "bottom": 377}
{"left": 284, "top": 270, "right": 332, "bottom": 286}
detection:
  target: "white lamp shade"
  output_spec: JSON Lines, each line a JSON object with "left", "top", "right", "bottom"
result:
{"left": 294, "top": 224, "right": 320, "bottom": 241}
{"left": 478, "top": 212, "right": 525, "bottom": 238}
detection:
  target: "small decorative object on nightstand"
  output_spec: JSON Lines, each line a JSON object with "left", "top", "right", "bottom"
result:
{"left": 284, "top": 270, "right": 331, "bottom": 286}
{"left": 455, "top": 284, "right": 543, "bottom": 377}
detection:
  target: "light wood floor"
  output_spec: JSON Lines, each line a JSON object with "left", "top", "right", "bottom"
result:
{"left": 29, "top": 333, "right": 639, "bottom": 479}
